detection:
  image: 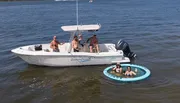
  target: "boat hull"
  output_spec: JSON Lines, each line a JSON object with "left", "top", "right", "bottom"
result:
{"left": 11, "top": 43, "right": 130, "bottom": 67}
{"left": 15, "top": 54, "right": 130, "bottom": 67}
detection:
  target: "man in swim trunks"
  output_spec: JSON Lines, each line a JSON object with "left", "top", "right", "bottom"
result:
{"left": 72, "top": 36, "right": 79, "bottom": 52}
{"left": 50, "top": 36, "right": 63, "bottom": 52}
{"left": 86, "top": 34, "right": 100, "bottom": 53}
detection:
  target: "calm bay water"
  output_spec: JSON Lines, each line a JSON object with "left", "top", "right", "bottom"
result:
{"left": 1, "top": 0, "right": 180, "bottom": 103}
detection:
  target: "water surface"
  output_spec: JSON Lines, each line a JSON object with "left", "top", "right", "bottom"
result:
{"left": 1, "top": 0, "right": 180, "bottom": 103}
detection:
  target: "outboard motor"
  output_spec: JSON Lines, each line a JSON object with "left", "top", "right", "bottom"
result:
{"left": 116, "top": 40, "right": 136, "bottom": 59}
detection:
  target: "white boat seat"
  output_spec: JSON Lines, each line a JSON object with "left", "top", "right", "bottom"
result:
{"left": 28, "top": 47, "right": 34, "bottom": 51}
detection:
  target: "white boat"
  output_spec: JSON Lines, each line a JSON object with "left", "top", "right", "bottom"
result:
{"left": 11, "top": 24, "right": 136, "bottom": 67}
{"left": 11, "top": 0, "right": 136, "bottom": 67}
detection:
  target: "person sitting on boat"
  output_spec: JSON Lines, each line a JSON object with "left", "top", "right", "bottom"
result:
{"left": 50, "top": 36, "right": 63, "bottom": 52}
{"left": 112, "top": 63, "right": 123, "bottom": 73}
{"left": 86, "top": 34, "right": 100, "bottom": 53}
{"left": 72, "top": 35, "right": 79, "bottom": 52}
{"left": 124, "top": 66, "right": 136, "bottom": 77}
{"left": 78, "top": 33, "right": 84, "bottom": 47}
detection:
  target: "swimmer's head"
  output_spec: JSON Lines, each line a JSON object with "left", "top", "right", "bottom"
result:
{"left": 116, "top": 62, "right": 121, "bottom": 68}
{"left": 127, "top": 66, "right": 131, "bottom": 71}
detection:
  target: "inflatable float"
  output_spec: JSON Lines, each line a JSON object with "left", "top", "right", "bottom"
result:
{"left": 103, "top": 64, "right": 151, "bottom": 82}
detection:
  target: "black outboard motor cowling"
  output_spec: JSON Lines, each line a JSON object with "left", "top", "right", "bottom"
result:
{"left": 116, "top": 40, "right": 136, "bottom": 59}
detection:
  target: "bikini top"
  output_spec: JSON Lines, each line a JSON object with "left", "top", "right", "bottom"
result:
{"left": 125, "top": 71, "right": 132, "bottom": 76}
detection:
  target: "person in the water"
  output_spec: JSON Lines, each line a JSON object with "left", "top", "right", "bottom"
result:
{"left": 124, "top": 66, "right": 136, "bottom": 77}
{"left": 112, "top": 63, "right": 123, "bottom": 73}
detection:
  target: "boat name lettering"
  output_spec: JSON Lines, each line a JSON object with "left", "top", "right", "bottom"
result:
{"left": 71, "top": 57, "right": 95, "bottom": 62}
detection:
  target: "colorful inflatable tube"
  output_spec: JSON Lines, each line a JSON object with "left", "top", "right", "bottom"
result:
{"left": 103, "top": 64, "right": 151, "bottom": 82}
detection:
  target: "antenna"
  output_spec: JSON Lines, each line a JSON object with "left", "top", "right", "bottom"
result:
{"left": 76, "top": 0, "right": 79, "bottom": 26}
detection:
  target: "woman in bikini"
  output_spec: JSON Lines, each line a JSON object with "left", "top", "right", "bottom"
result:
{"left": 112, "top": 63, "right": 123, "bottom": 73}
{"left": 124, "top": 66, "right": 136, "bottom": 77}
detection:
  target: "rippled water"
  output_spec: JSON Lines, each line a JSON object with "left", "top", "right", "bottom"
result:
{"left": 1, "top": 0, "right": 180, "bottom": 103}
